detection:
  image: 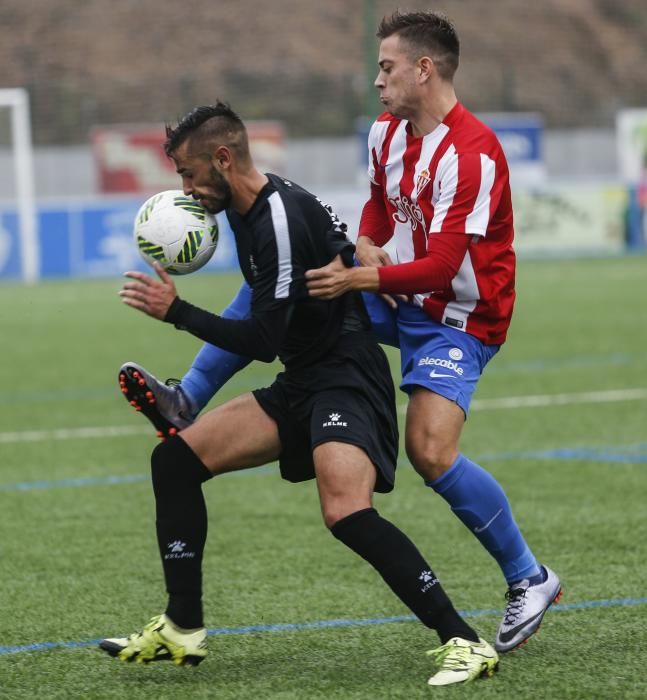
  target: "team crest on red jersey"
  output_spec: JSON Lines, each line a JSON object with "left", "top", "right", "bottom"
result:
{"left": 415, "top": 168, "right": 432, "bottom": 197}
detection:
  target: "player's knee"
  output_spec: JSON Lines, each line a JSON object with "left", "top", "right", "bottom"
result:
{"left": 321, "top": 505, "right": 347, "bottom": 530}
{"left": 151, "top": 436, "right": 211, "bottom": 491}
{"left": 406, "top": 437, "right": 456, "bottom": 481}
{"left": 321, "top": 500, "right": 370, "bottom": 530}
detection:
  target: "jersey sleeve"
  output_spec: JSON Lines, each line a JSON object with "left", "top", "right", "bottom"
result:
{"left": 366, "top": 119, "right": 381, "bottom": 186}
{"left": 376, "top": 231, "right": 470, "bottom": 294}
{"left": 319, "top": 199, "right": 356, "bottom": 266}
{"left": 358, "top": 182, "right": 392, "bottom": 247}
{"left": 164, "top": 296, "right": 286, "bottom": 363}
{"left": 361, "top": 118, "right": 394, "bottom": 246}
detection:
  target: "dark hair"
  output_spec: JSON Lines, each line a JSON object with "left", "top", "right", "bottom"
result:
{"left": 163, "top": 102, "right": 249, "bottom": 159}
{"left": 377, "top": 10, "right": 459, "bottom": 81}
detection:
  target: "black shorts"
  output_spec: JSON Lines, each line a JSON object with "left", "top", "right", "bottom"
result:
{"left": 253, "top": 335, "right": 399, "bottom": 493}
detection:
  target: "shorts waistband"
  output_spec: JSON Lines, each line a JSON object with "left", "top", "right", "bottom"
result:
{"left": 396, "top": 302, "right": 429, "bottom": 323}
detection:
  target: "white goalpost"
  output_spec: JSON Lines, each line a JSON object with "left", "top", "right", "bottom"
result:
{"left": 0, "top": 88, "right": 38, "bottom": 283}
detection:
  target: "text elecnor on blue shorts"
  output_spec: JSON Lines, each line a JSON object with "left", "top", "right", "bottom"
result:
{"left": 417, "top": 357, "right": 465, "bottom": 375}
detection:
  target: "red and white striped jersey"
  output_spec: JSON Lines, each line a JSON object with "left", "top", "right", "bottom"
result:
{"left": 363, "top": 102, "right": 515, "bottom": 345}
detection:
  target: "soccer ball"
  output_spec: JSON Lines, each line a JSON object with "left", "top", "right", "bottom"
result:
{"left": 133, "top": 190, "right": 219, "bottom": 274}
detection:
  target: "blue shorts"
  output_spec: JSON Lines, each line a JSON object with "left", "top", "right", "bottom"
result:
{"left": 398, "top": 304, "right": 499, "bottom": 416}
{"left": 361, "top": 291, "right": 400, "bottom": 348}
{"left": 361, "top": 294, "right": 499, "bottom": 417}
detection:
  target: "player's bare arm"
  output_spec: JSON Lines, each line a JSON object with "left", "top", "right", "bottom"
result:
{"left": 305, "top": 254, "right": 379, "bottom": 299}
{"left": 119, "top": 261, "right": 178, "bottom": 320}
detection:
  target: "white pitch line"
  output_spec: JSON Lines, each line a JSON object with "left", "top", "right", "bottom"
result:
{"left": 397, "top": 387, "right": 647, "bottom": 414}
{"left": 0, "top": 388, "right": 645, "bottom": 444}
{"left": 472, "top": 387, "right": 647, "bottom": 411}
{"left": 0, "top": 425, "right": 150, "bottom": 444}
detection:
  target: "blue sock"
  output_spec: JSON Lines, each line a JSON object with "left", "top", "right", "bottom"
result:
{"left": 180, "top": 281, "right": 253, "bottom": 412}
{"left": 426, "top": 454, "right": 540, "bottom": 585}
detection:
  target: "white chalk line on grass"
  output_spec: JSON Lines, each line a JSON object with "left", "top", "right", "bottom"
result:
{"left": 397, "top": 386, "right": 647, "bottom": 414}
{"left": 470, "top": 387, "right": 647, "bottom": 411}
{"left": 0, "top": 387, "right": 645, "bottom": 445}
{"left": 0, "top": 424, "right": 150, "bottom": 444}
{"left": 0, "top": 596, "right": 646, "bottom": 656}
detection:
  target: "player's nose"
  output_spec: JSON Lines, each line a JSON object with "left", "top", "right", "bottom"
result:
{"left": 180, "top": 175, "right": 194, "bottom": 197}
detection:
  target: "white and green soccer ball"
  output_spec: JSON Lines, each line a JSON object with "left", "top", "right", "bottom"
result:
{"left": 133, "top": 190, "right": 219, "bottom": 274}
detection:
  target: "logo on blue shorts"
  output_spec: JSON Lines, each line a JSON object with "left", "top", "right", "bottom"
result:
{"left": 418, "top": 355, "right": 464, "bottom": 376}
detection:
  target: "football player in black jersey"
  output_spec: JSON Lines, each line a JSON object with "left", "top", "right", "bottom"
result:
{"left": 100, "top": 103, "right": 497, "bottom": 686}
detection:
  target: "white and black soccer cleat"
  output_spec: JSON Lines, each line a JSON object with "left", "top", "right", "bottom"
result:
{"left": 118, "top": 362, "right": 196, "bottom": 440}
{"left": 495, "top": 565, "right": 562, "bottom": 653}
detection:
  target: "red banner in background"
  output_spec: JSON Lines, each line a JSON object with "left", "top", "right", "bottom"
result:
{"left": 91, "top": 122, "right": 286, "bottom": 193}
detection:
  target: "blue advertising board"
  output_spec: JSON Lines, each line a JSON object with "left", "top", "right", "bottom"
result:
{"left": 0, "top": 197, "right": 240, "bottom": 281}
{"left": 480, "top": 113, "right": 544, "bottom": 165}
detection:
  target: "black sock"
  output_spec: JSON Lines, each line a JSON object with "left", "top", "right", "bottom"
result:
{"left": 331, "top": 508, "right": 478, "bottom": 644}
{"left": 151, "top": 436, "right": 212, "bottom": 629}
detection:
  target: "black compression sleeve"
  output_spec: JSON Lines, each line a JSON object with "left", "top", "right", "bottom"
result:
{"left": 164, "top": 297, "right": 279, "bottom": 362}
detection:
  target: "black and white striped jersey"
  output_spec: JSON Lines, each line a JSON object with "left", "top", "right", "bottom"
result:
{"left": 166, "top": 174, "right": 371, "bottom": 369}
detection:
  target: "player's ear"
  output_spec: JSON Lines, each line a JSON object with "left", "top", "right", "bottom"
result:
{"left": 214, "top": 145, "right": 232, "bottom": 170}
{"left": 417, "top": 56, "right": 434, "bottom": 82}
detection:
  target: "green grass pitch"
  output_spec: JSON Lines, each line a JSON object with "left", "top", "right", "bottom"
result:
{"left": 0, "top": 254, "right": 646, "bottom": 698}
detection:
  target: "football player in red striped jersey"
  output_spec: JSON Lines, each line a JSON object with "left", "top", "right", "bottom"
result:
{"left": 305, "top": 10, "right": 561, "bottom": 656}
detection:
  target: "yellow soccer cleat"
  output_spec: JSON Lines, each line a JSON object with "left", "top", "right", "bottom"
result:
{"left": 99, "top": 614, "right": 207, "bottom": 666}
{"left": 426, "top": 636, "right": 499, "bottom": 686}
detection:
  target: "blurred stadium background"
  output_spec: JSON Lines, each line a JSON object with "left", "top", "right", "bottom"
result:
{"left": 1, "top": 0, "right": 647, "bottom": 282}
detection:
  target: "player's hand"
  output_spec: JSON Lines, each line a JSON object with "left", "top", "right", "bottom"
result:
{"left": 119, "top": 262, "right": 177, "bottom": 320}
{"left": 306, "top": 254, "right": 379, "bottom": 299}
{"left": 355, "top": 236, "right": 393, "bottom": 268}
{"left": 305, "top": 255, "right": 351, "bottom": 299}
{"left": 354, "top": 238, "right": 405, "bottom": 309}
